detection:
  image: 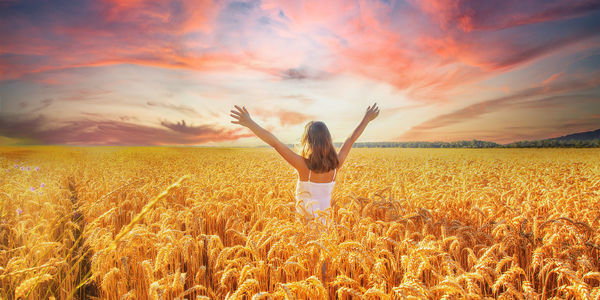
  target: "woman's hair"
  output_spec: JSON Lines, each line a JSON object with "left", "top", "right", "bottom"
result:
{"left": 299, "top": 121, "right": 339, "bottom": 172}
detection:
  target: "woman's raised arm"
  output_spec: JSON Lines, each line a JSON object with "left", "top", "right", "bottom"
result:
{"left": 230, "top": 105, "right": 306, "bottom": 170}
{"left": 337, "top": 103, "right": 380, "bottom": 167}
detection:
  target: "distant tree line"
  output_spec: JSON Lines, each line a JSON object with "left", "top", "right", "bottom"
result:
{"left": 323, "top": 139, "right": 600, "bottom": 148}
{"left": 331, "top": 140, "right": 501, "bottom": 148}
{"left": 503, "top": 139, "right": 600, "bottom": 148}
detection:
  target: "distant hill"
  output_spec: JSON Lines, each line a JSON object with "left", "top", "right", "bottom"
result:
{"left": 278, "top": 128, "right": 600, "bottom": 148}
{"left": 347, "top": 128, "right": 600, "bottom": 148}
{"left": 548, "top": 128, "right": 600, "bottom": 141}
{"left": 504, "top": 128, "right": 600, "bottom": 148}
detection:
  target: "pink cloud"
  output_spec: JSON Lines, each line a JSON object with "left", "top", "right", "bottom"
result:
{"left": 417, "top": 25, "right": 598, "bottom": 72}
{"left": 2, "top": 0, "right": 597, "bottom": 106}
{"left": 147, "top": 101, "right": 203, "bottom": 118}
{"left": 400, "top": 75, "right": 600, "bottom": 142}
{"left": 253, "top": 108, "right": 314, "bottom": 126}
{"left": 0, "top": 0, "right": 229, "bottom": 80}
{"left": 0, "top": 115, "right": 252, "bottom": 145}
{"left": 410, "top": 0, "right": 600, "bottom": 32}
{"left": 542, "top": 72, "right": 564, "bottom": 85}
{"left": 1, "top": 0, "right": 599, "bottom": 145}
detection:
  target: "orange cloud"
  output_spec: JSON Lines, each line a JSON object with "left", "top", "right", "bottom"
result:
{"left": 542, "top": 72, "right": 564, "bottom": 85}
{"left": 253, "top": 108, "right": 314, "bottom": 126}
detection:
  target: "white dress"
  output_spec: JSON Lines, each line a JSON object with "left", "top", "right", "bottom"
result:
{"left": 295, "top": 168, "right": 337, "bottom": 224}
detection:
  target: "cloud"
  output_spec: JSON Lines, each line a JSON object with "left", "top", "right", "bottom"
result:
{"left": 509, "top": 94, "right": 599, "bottom": 110}
{"left": 542, "top": 72, "right": 564, "bottom": 85}
{"left": 410, "top": 0, "right": 600, "bottom": 32}
{"left": 418, "top": 20, "right": 600, "bottom": 72}
{"left": 159, "top": 119, "right": 222, "bottom": 135}
{"left": 280, "top": 94, "right": 316, "bottom": 104}
{"left": 60, "top": 88, "right": 112, "bottom": 102}
{"left": 0, "top": 114, "right": 253, "bottom": 145}
{"left": 82, "top": 112, "right": 103, "bottom": 118}
{"left": 0, "top": 0, "right": 228, "bottom": 80}
{"left": 1, "top": 0, "right": 599, "bottom": 146}
{"left": 397, "top": 117, "right": 600, "bottom": 144}
{"left": 253, "top": 108, "right": 314, "bottom": 126}
{"left": 383, "top": 103, "right": 429, "bottom": 117}
{"left": 30, "top": 98, "right": 53, "bottom": 112}
{"left": 1, "top": 0, "right": 597, "bottom": 106}
{"left": 538, "top": 114, "right": 600, "bottom": 141}
{"left": 400, "top": 74, "right": 600, "bottom": 140}
{"left": 555, "top": 115, "right": 600, "bottom": 132}
{"left": 147, "top": 101, "right": 203, "bottom": 117}
{"left": 118, "top": 115, "right": 139, "bottom": 122}
{"left": 281, "top": 68, "right": 308, "bottom": 80}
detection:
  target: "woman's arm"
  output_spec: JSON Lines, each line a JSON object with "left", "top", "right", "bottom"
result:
{"left": 230, "top": 105, "right": 306, "bottom": 170}
{"left": 338, "top": 103, "right": 380, "bottom": 167}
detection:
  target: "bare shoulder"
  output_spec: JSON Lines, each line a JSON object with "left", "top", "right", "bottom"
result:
{"left": 295, "top": 157, "right": 310, "bottom": 177}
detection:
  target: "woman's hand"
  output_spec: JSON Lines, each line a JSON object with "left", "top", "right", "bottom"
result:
{"left": 364, "top": 103, "right": 380, "bottom": 122}
{"left": 229, "top": 105, "right": 307, "bottom": 170}
{"left": 230, "top": 105, "right": 255, "bottom": 127}
{"left": 338, "top": 102, "right": 380, "bottom": 167}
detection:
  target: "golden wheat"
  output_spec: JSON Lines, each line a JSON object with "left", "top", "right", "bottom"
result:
{"left": 0, "top": 146, "right": 599, "bottom": 299}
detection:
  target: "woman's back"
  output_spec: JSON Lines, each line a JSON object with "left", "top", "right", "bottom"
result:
{"left": 295, "top": 168, "right": 337, "bottom": 219}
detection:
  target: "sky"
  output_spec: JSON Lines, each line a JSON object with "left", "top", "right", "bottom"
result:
{"left": 0, "top": 0, "right": 599, "bottom": 146}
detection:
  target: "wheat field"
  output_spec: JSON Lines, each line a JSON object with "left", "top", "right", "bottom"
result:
{"left": 1, "top": 146, "right": 599, "bottom": 299}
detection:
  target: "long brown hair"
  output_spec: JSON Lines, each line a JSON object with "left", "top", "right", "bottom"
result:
{"left": 299, "top": 121, "right": 339, "bottom": 172}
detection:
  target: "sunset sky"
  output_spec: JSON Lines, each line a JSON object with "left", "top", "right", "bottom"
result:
{"left": 1, "top": 0, "right": 599, "bottom": 146}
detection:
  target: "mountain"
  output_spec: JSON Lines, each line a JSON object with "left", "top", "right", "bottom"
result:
{"left": 548, "top": 128, "right": 600, "bottom": 141}
{"left": 501, "top": 128, "right": 600, "bottom": 148}
{"left": 356, "top": 128, "right": 600, "bottom": 148}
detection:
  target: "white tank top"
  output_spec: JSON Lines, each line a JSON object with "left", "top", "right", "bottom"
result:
{"left": 295, "top": 168, "right": 337, "bottom": 218}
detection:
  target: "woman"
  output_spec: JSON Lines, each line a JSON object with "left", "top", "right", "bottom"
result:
{"left": 230, "top": 103, "right": 380, "bottom": 226}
